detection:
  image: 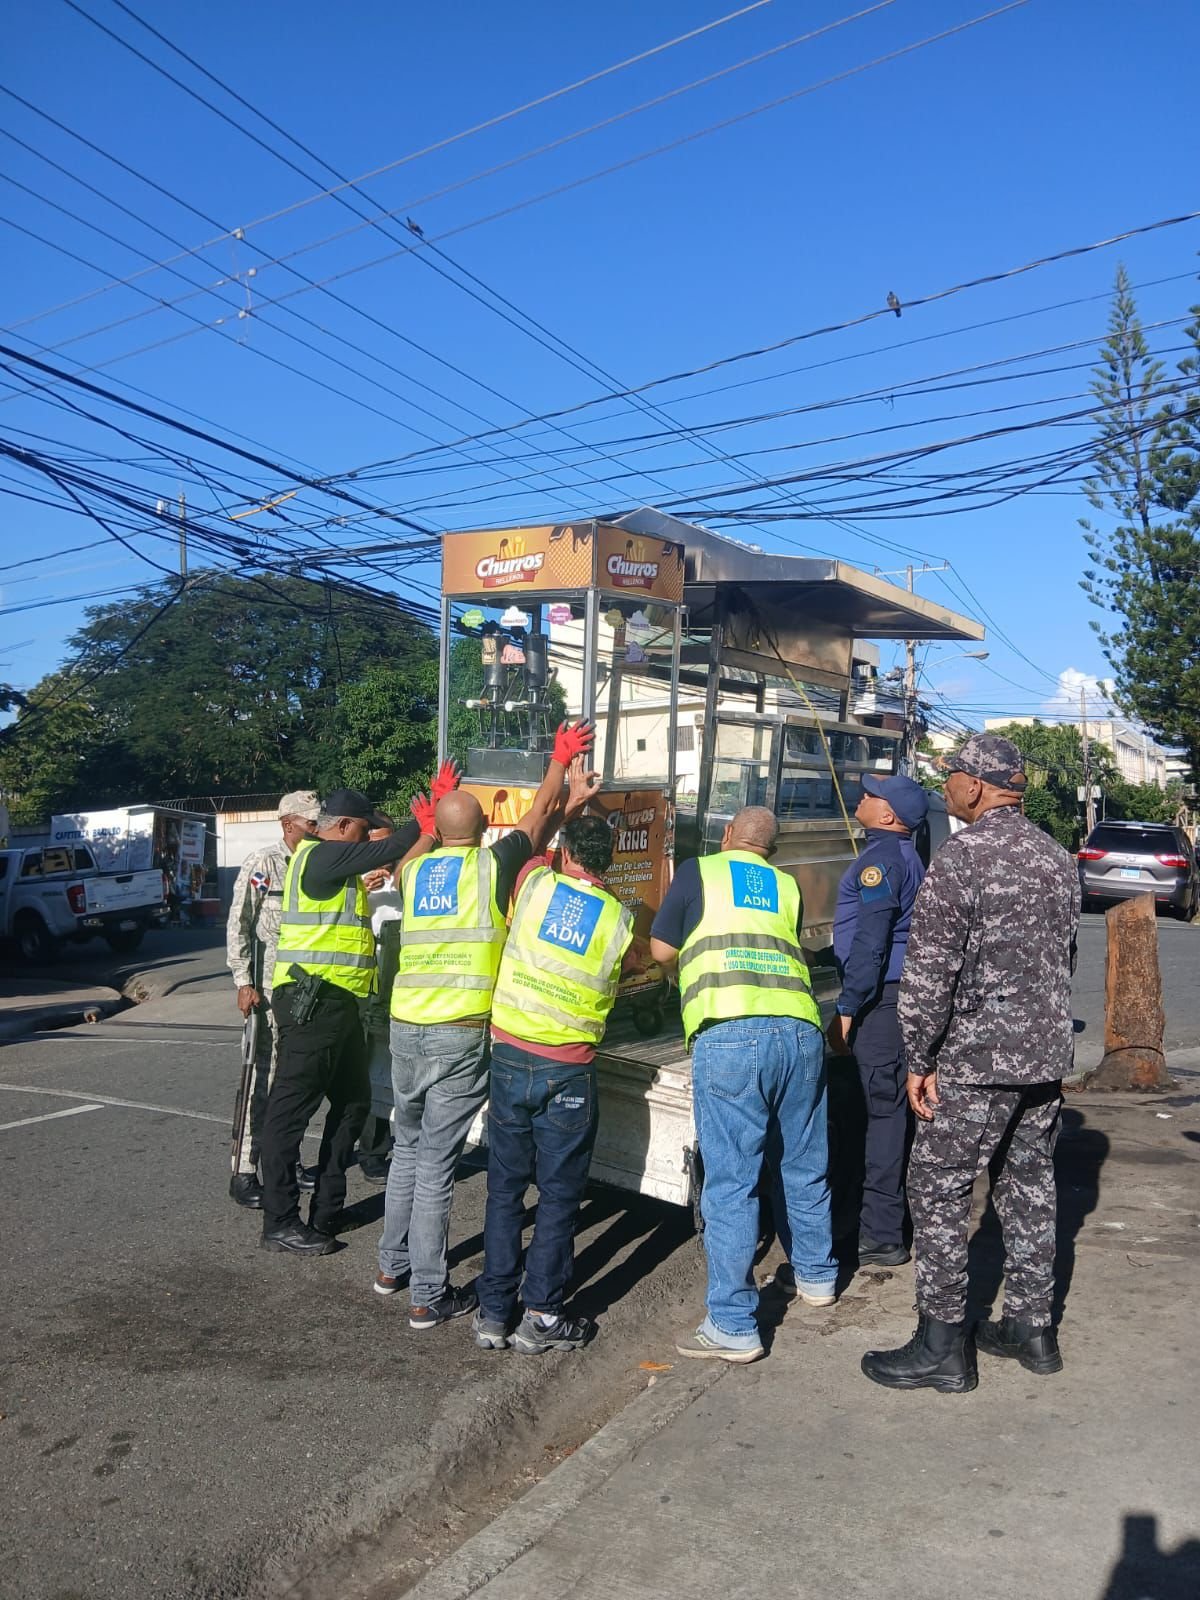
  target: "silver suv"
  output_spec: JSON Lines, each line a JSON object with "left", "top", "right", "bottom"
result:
{"left": 1077, "top": 821, "right": 1198, "bottom": 920}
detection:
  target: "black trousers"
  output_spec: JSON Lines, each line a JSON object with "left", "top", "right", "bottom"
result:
{"left": 261, "top": 983, "right": 370, "bottom": 1228}
{"left": 851, "top": 982, "right": 910, "bottom": 1247}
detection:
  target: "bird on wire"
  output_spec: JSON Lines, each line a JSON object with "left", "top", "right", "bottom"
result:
{"left": 886, "top": 290, "right": 902, "bottom": 317}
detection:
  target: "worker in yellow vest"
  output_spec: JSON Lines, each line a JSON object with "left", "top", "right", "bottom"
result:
{"left": 376, "top": 721, "right": 594, "bottom": 1330}
{"left": 259, "top": 785, "right": 439, "bottom": 1255}
{"left": 474, "top": 796, "right": 634, "bottom": 1355}
{"left": 650, "top": 805, "right": 837, "bottom": 1362}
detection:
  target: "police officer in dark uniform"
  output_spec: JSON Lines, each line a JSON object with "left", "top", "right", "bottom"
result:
{"left": 861, "top": 734, "right": 1079, "bottom": 1393}
{"left": 827, "top": 773, "right": 928, "bottom": 1266}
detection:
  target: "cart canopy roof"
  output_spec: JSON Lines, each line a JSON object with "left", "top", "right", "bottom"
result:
{"left": 607, "top": 508, "right": 984, "bottom": 644}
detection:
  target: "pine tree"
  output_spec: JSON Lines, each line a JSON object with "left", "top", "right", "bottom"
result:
{"left": 1080, "top": 266, "right": 1200, "bottom": 774}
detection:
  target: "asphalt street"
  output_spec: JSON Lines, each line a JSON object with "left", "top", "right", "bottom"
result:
{"left": 1073, "top": 910, "right": 1200, "bottom": 1051}
{"left": 0, "top": 913, "right": 1195, "bottom": 1598}
{"left": 0, "top": 951, "right": 700, "bottom": 1600}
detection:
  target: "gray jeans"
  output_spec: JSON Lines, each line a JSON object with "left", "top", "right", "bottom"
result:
{"left": 378, "top": 1021, "right": 489, "bottom": 1304}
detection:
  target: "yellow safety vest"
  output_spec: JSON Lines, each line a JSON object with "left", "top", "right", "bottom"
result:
{"left": 391, "top": 847, "right": 507, "bottom": 1025}
{"left": 677, "top": 850, "right": 820, "bottom": 1045}
{"left": 272, "top": 837, "right": 375, "bottom": 998}
{"left": 491, "top": 867, "right": 635, "bottom": 1048}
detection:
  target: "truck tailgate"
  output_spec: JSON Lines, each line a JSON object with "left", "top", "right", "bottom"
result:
{"left": 85, "top": 870, "right": 164, "bottom": 915}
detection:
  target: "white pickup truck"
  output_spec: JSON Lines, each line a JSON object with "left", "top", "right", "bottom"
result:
{"left": 0, "top": 843, "right": 169, "bottom": 962}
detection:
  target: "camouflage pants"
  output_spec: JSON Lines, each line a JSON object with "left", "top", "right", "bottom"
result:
{"left": 907, "top": 1079, "right": 1062, "bottom": 1325}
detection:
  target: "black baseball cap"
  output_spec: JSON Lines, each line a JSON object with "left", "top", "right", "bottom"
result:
{"left": 321, "top": 787, "right": 383, "bottom": 824}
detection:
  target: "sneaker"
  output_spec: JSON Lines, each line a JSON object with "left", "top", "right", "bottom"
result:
{"left": 858, "top": 1238, "right": 911, "bottom": 1267}
{"left": 374, "top": 1270, "right": 409, "bottom": 1297}
{"left": 409, "top": 1283, "right": 478, "bottom": 1331}
{"left": 472, "top": 1309, "right": 513, "bottom": 1350}
{"left": 511, "top": 1311, "right": 594, "bottom": 1354}
{"left": 674, "top": 1327, "right": 763, "bottom": 1364}
{"left": 771, "top": 1264, "right": 837, "bottom": 1307}
{"left": 358, "top": 1154, "right": 390, "bottom": 1184}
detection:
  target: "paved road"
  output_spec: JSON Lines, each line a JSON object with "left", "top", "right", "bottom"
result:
{"left": 0, "top": 970, "right": 700, "bottom": 1600}
{"left": 0, "top": 923, "right": 226, "bottom": 1002}
{"left": 1073, "top": 910, "right": 1200, "bottom": 1051}
{"left": 1, "top": 911, "right": 1194, "bottom": 1597}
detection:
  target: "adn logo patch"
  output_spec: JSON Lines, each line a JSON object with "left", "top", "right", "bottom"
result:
{"left": 412, "top": 855, "right": 463, "bottom": 916}
{"left": 538, "top": 882, "right": 604, "bottom": 954}
{"left": 729, "top": 860, "right": 778, "bottom": 914}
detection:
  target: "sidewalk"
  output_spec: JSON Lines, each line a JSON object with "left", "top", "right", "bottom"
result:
{"left": 0, "top": 976, "right": 123, "bottom": 1041}
{"left": 410, "top": 1072, "right": 1200, "bottom": 1600}
{"left": 0, "top": 926, "right": 226, "bottom": 1040}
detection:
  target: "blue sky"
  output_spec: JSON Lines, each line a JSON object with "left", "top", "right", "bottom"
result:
{"left": 2, "top": 0, "right": 1198, "bottom": 737}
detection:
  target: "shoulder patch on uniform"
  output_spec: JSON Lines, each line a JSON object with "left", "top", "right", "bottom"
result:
{"left": 249, "top": 869, "right": 271, "bottom": 891}
{"left": 857, "top": 862, "right": 894, "bottom": 903}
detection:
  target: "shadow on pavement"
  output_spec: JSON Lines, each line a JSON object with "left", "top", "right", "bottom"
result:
{"left": 569, "top": 1188, "right": 694, "bottom": 1321}
{"left": 1097, "top": 1514, "right": 1200, "bottom": 1600}
{"left": 966, "top": 1105, "right": 1108, "bottom": 1325}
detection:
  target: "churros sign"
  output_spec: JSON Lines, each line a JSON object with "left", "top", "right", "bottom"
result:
{"left": 474, "top": 533, "right": 544, "bottom": 589}
{"left": 605, "top": 538, "right": 659, "bottom": 592}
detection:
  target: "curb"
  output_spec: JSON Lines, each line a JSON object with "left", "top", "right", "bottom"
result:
{"left": 407, "top": 1362, "right": 725, "bottom": 1600}
{"left": 0, "top": 991, "right": 123, "bottom": 1043}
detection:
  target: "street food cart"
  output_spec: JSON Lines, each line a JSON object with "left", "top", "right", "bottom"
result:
{"left": 437, "top": 509, "right": 983, "bottom": 1208}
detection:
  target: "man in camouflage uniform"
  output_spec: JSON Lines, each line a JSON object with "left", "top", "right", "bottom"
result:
{"left": 862, "top": 734, "right": 1078, "bottom": 1393}
{"left": 226, "top": 791, "right": 321, "bottom": 1208}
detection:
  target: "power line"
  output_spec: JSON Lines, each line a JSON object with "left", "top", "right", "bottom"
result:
{"left": 9, "top": 2, "right": 1036, "bottom": 373}
{"left": 9, "top": 0, "right": 776, "bottom": 335}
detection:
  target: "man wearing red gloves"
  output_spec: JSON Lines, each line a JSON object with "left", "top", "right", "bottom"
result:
{"left": 377, "top": 723, "right": 594, "bottom": 1329}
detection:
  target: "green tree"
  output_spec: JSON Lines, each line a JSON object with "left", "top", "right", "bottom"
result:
{"left": 0, "top": 572, "right": 437, "bottom": 816}
{"left": 0, "top": 672, "right": 109, "bottom": 824}
{"left": 1080, "top": 266, "right": 1200, "bottom": 771}
{"left": 336, "top": 660, "right": 439, "bottom": 817}
{"left": 1104, "top": 778, "right": 1185, "bottom": 825}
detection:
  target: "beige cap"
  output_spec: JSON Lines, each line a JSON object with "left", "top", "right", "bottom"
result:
{"left": 277, "top": 789, "right": 321, "bottom": 821}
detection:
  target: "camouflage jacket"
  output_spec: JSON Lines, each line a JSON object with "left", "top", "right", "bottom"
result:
{"left": 897, "top": 805, "right": 1079, "bottom": 1085}
{"left": 226, "top": 842, "right": 289, "bottom": 996}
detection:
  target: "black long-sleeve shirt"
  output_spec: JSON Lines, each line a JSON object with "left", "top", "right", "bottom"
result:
{"left": 299, "top": 820, "right": 422, "bottom": 901}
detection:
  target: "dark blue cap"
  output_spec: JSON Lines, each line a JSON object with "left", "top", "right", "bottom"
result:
{"left": 861, "top": 772, "right": 929, "bottom": 830}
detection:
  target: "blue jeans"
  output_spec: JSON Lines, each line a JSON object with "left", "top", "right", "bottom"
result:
{"left": 476, "top": 1041, "right": 598, "bottom": 1322}
{"left": 693, "top": 1016, "right": 835, "bottom": 1346}
{"left": 378, "top": 1023, "right": 489, "bottom": 1306}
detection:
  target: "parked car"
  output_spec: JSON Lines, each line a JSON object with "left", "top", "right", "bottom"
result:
{"left": 1076, "top": 820, "right": 1198, "bottom": 920}
{"left": 0, "top": 843, "right": 169, "bottom": 962}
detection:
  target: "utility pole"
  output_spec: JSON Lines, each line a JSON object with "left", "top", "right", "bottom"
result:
{"left": 1080, "top": 683, "right": 1096, "bottom": 836}
{"left": 878, "top": 561, "right": 949, "bottom": 776}
{"left": 178, "top": 490, "right": 187, "bottom": 580}
{"left": 902, "top": 565, "right": 918, "bottom": 775}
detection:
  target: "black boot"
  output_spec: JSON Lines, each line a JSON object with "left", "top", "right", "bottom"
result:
{"left": 229, "top": 1173, "right": 264, "bottom": 1209}
{"left": 260, "top": 1219, "right": 335, "bottom": 1256}
{"left": 976, "top": 1314, "right": 1062, "bottom": 1374}
{"left": 861, "top": 1313, "right": 978, "bottom": 1393}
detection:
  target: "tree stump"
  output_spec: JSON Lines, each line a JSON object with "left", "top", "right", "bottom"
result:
{"left": 1089, "top": 893, "right": 1173, "bottom": 1091}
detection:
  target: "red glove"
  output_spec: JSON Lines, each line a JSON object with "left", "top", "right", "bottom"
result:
{"left": 552, "top": 719, "right": 595, "bottom": 767}
{"left": 410, "top": 792, "right": 437, "bottom": 837}
{"left": 430, "top": 758, "right": 461, "bottom": 804}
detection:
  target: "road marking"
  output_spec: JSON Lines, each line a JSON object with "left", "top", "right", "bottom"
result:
{"left": 0, "top": 1103, "right": 106, "bottom": 1133}
{"left": 0, "top": 1084, "right": 226, "bottom": 1124}
{"left": 18, "top": 1034, "right": 233, "bottom": 1048}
